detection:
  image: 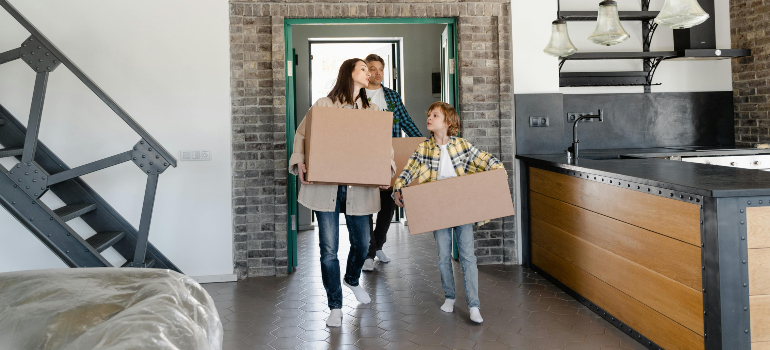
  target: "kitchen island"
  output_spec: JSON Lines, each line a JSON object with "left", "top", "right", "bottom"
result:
{"left": 517, "top": 150, "right": 770, "bottom": 350}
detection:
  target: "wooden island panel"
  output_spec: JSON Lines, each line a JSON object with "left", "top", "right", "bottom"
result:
{"left": 529, "top": 167, "right": 704, "bottom": 350}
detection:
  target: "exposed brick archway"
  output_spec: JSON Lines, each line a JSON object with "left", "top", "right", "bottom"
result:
{"left": 229, "top": 1, "right": 514, "bottom": 279}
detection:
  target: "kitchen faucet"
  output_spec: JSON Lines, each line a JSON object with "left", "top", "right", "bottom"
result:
{"left": 567, "top": 109, "right": 603, "bottom": 162}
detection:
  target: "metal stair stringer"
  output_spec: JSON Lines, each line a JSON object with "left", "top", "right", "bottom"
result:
{"left": 0, "top": 169, "right": 111, "bottom": 267}
{"left": 0, "top": 104, "right": 181, "bottom": 272}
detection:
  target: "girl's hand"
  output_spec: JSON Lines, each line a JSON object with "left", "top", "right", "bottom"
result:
{"left": 394, "top": 191, "right": 404, "bottom": 208}
{"left": 379, "top": 185, "right": 390, "bottom": 190}
{"left": 297, "top": 163, "right": 313, "bottom": 185}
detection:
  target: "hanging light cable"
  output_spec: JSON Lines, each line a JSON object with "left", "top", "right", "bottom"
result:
{"left": 543, "top": 0, "right": 578, "bottom": 57}
{"left": 655, "top": 0, "right": 710, "bottom": 29}
{"left": 588, "top": 0, "right": 630, "bottom": 46}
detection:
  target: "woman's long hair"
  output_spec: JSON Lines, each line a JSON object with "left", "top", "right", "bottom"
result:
{"left": 327, "top": 58, "right": 370, "bottom": 109}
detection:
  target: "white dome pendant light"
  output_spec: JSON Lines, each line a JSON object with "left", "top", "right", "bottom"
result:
{"left": 655, "top": 0, "right": 710, "bottom": 29}
{"left": 588, "top": 1, "right": 630, "bottom": 46}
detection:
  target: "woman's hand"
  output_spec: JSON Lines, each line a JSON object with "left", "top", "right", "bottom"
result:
{"left": 394, "top": 191, "right": 404, "bottom": 208}
{"left": 297, "top": 163, "right": 313, "bottom": 185}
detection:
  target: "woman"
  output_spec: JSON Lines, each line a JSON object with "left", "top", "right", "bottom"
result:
{"left": 393, "top": 101, "right": 504, "bottom": 324}
{"left": 288, "top": 58, "right": 395, "bottom": 328}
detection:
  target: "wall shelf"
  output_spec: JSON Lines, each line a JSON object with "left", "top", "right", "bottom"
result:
{"left": 560, "top": 71, "right": 649, "bottom": 87}
{"left": 563, "top": 52, "right": 677, "bottom": 60}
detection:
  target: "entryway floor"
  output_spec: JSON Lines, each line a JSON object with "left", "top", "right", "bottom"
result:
{"left": 206, "top": 223, "right": 647, "bottom": 350}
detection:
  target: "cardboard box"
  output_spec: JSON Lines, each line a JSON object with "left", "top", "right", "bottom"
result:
{"left": 304, "top": 106, "right": 393, "bottom": 186}
{"left": 401, "top": 169, "right": 514, "bottom": 235}
{"left": 391, "top": 137, "right": 426, "bottom": 188}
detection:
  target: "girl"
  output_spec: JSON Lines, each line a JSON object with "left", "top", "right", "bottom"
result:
{"left": 288, "top": 58, "right": 395, "bottom": 328}
{"left": 393, "top": 101, "right": 504, "bottom": 324}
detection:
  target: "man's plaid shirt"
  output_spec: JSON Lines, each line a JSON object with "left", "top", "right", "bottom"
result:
{"left": 381, "top": 86, "right": 423, "bottom": 138}
{"left": 393, "top": 136, "right": 504, "bottom": 191}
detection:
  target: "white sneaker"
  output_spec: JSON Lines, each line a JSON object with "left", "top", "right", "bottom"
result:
{"left": 375, "top": 250, "right": 391, "bottom": 263}
{"left": 470, "top": 307, "right": 483, "bottom": 323}
{"left": 362, "top": 258, "right": 374, "bottom": 271}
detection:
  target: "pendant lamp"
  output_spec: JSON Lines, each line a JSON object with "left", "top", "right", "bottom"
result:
{"left": 543, "top": 20, "right": 578, "bottom": 57}
{"left": 655, "top": 0, "right": 710, "bottom": 29}
{"left": 543, "top": 0, "right": 577, "bottom": 57}
{"left": 588, "top": 1, "right": 630, "bottom": 46}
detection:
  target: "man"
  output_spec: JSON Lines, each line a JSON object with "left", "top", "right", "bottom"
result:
{"left": 363, "top": 53, "right": 423, "bottom": 272}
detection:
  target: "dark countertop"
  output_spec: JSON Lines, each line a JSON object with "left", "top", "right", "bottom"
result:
{"left": 517, "top": 148, "right": 770, "bottom": 198}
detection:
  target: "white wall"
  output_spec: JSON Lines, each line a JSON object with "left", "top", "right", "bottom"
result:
{"left": 0, "top": 0, "right": 233, "bottom": 278}
{"left": 512, "top": 0, "right": 734, "bottom": 94}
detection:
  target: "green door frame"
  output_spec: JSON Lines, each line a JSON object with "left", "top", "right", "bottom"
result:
{"left": 284, "top": 17, "right": 459, "bottom": 274}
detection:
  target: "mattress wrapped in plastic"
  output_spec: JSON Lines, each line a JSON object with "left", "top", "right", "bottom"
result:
{"left": 0, "top": 268, "right": 223, "bottom": 350}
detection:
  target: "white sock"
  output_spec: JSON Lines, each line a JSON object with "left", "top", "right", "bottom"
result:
{"left": 362, "top": 258, "right": 374, "bottom": 271}
{"left": 343, "top": 280, "right": 371, "bottom": 304}
{"left": 470, "top": 307, "right": 483, "bottom": 323}
{"left": 440, "top": 298, "right": 455, "bottom": 313}
{"left": 326, "top": 309, "right": 342, "bottom": 327}
{"left": 375, "top": 250, "right": 391, "bottom": 263}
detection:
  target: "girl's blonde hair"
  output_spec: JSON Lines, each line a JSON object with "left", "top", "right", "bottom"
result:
{"left": 427, "top": 101, "right": 460, "bottom": 136}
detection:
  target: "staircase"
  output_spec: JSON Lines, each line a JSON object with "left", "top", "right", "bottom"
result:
{"left": 0, "top": 0, "right": 180, "bottom": 271}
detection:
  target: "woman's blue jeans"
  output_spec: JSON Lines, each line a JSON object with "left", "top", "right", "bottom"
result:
{"left": 433, "top": 223, "right": 480, "bottom": 308}
{"left": 314, "top": 185, "right": 371, "bottom": 309}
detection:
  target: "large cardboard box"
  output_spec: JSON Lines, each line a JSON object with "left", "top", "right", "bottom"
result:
{"left": 304, "top": 106, "right": 393, "bottom": 186}
{"left": 401, "top": 169, "right": 514, "bottom": 235}
{"left": 391, "top": 137, "right": 426, "bottom": 188}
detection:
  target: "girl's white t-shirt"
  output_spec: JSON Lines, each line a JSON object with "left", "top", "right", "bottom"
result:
{"left": 437, "top": 144, "right": 457, "bottom": 180}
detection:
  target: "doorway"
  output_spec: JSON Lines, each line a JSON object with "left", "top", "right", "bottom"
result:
{"left": 309, "top": 39, "right": 402, "bottom": 103}
{"left": 284, "top": 18, "right": 459, "bottom": 273}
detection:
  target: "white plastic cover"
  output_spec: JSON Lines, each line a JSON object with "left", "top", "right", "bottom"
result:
{"left": 0, "top": 268, "right": 223, "bottom": 350}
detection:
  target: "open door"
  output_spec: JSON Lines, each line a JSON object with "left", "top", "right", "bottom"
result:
{"left": 440, "top": 25, "right": 458, "bottom": 107}
{"left": 285, "top": 27, "right": 298, "bottom": 274}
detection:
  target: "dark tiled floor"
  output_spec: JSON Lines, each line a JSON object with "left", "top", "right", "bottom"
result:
{"left": 204, "top": 222, "right": 647, "bottom": 350}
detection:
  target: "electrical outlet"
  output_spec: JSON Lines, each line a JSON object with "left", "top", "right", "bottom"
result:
{"left": 568, "top": 113, "right": 601, "bottom": 123}
{"left": 529, "top": 116, "right": 549, "bottom": 127}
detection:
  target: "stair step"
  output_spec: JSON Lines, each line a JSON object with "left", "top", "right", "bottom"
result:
{"left": 86, "top": 231, "right": 125, "bottom": 252}
{"left": 0, "top": 148, "right": 23, "bottom": 158}
{"left": 54, "top": 203, "right": 97, "bottom": 222}
{"left": 122, "top": 258, "right": 156, "bottom": 268}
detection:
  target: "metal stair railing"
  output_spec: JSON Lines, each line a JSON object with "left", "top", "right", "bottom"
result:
{"left": 0, "top": 0, "right": 178, "bottom": 269}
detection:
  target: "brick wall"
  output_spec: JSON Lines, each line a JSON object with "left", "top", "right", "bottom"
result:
{"left": 731, "top": 0, "right": 770, "bottom": 146}
{"left": 229, "top": 0, "right": 514, "bottom": 278}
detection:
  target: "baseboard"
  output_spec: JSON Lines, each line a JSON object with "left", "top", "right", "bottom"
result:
{"left": 191, "top": 274, "right": 237, "bottom": 284}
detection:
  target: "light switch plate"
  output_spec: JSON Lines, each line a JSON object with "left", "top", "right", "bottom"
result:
{"left": 181, "top": 150, "right": 212, "bottom": 161}
{"left": 529, "top": 116, "right": 549, "bottom": 127}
